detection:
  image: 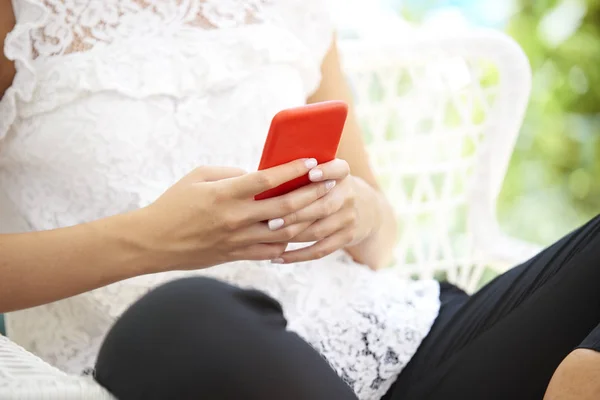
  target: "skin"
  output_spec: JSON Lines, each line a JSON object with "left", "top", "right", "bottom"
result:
{"left": 0, "top": 0, "right": 15, "bottom": 97}
{"left": 1, "top": 3, "right": 598, "bottom": 397}
{"left": 0, "top": 160, "right": 336, "bottom": 312}
{"left": 0, "top": 2, "right": 393, "bottom": 311}
{"left": 544, "top": 349, "right": 600, "bottom": 400}
{"left": 287, "top": 37, "right": 399, "bottom": 269}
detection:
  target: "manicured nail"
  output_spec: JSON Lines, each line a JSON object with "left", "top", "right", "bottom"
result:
{"left": 304, "top": 158, "right": 318, "bottom": 169}
{"left": 268, "top": 218, "right": 285, "bottom": 231}
{"left": 325, "top": 180, "right": 336, "bottom": 191}
{"left": 309, "top": 169, "right": 323, "bottom": 181}
{"left": 271, "top": 258, "right": 285, "bottom": 264}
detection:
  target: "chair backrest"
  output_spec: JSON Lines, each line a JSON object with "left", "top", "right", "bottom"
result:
{"left": 339, "top": 29, "right": 531, "bottom": 291}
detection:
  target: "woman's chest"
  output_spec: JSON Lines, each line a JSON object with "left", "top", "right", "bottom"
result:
{"left": 0, "top": 66, "right": 306, "bottom": 228}
{"left": 6, "top": 66, "right": 304, "bottom": 168}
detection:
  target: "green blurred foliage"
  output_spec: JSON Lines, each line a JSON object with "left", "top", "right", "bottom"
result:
{"left": 499, "top": 0, "right": 600, "bottom": 245}
{"left": 399, "top": 0, "right": 600, "bottom": 245}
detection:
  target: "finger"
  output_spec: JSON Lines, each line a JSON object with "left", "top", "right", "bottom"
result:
{"left": 290, "top": 208, "right": 353, "bottom": 243}
{"left": 230, "top": 243, "right": 288, "bottom": 261}
{"left": 232, "top": 221, "right": 313, "bottom": 245}
{"left": 182, "top": 166, "right": 246, "bottom": 184}
{"left": 200, "top": 166, "right": 247, "bottom": 182}
{"left": 273, "top": 228, "right": 354, "bottom": 264}
{"left": 267, "top": 188, "right": 345, "bottom": 229}
{"left": 233, "top": 158, "right": 317, "bottom": 197}
{"left": 251, "top": 180, "right": 337, "bottom": 222}
{"left": 308, "top": 158, "right": 350, "bottom": 183}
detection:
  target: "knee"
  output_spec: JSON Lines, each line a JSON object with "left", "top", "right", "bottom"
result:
{"left": 95, "top": 277, "right": 287, "bottom": 397}
{"left": 100, "top": 277, "right": 285, "bottom": 347}
{"left": 147, "top": 277, "right": 285, "bottom": 325}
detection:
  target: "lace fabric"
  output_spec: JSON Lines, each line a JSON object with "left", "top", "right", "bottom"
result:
{"left": 31, "top": 0, "right": 274, "bottom": 57}
{"left": 1, "top": 1, "right": 441, "bottom": 399}
{"left": 2, "top": 0, "right": 331, "bottom": 139}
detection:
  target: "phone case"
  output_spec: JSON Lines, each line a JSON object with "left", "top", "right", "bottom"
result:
{"left": 255, "top": 101, "right": 348, "bottom": 200}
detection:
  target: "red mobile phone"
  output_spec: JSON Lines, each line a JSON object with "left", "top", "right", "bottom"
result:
{"left": 255, "top": 101, "right": 348, "bottom": 200}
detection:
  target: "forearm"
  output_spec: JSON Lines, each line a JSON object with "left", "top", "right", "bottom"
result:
{"left": 345, "top": 187, "right": 398, "bottom": 270}
{"left": 307, "top": 38, "right": 398, "bottom": 269}
{"left": 0, "top": 210, "right": 161, "bottom": 313}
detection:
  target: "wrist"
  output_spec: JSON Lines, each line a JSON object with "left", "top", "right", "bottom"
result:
{"left": 352, "top": 176, "right": 383, "bottom": 240}
{"left": 346, "top": 176, "right": 397, "bottom": 269}
{"left": 86, "top": 209, "right": 170, "bottom": 276}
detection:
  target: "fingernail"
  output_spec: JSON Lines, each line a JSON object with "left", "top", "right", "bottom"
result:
{"left": 325, "top": 180, "right": 336, "bottom": 191}
{"left": 271, "top": 258, "right": 285, "bottom": 264}
{"left": 304, "top": 158, "right": 318, "bottom": 169}
{"left": 309, "top": 169, "right": 323, "bottom": 181}
{"left": 268, "top": 218, "right": 285, "bottom": 231}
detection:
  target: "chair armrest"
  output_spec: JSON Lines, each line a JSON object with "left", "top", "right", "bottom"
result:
{"left": 0, "top": 335, "right": 114, "bottom": 400}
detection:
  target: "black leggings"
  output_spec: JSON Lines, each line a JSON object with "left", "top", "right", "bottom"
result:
{"left": 94, "top": 278, "right": 357, "bottom": 400}
{"left": 95, "top": 216, "right": 600, "bottom": 400}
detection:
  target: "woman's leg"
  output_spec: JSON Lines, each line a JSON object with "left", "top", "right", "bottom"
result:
{"left": 388, "top": 215, "right": 600, "bottom": 400}
{"left": 94, "top": 277, "right": 357, "bottom": 400}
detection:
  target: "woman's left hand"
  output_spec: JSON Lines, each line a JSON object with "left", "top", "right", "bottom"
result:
{"left": 268, "top": 159, "right": 380, "bottom": 264}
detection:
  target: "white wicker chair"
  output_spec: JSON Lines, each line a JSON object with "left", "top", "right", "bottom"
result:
{"left": 0, "top": 28, "right": 538, "bottom": 399}
{"left": 341, "top": 28, "right": 540, "bottom": 291}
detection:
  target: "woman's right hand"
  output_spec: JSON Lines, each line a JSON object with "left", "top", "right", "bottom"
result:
{"left": 138, "top": 159, "right": 334, "bottom": 271}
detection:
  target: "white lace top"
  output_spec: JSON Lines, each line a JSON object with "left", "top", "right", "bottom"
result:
{"left": 0, "top": 1, "right": 440, "bottom": 398}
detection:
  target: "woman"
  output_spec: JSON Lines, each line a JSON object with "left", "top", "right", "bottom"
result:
{"left": 0, "top": 1, "right": 598, "bottom": 399}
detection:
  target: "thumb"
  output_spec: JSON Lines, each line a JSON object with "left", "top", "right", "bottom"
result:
{"left": 183, "top": 166, "right": 247, "bottom": 183}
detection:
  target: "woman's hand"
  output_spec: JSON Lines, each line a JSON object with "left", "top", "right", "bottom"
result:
{"left": 138, "top": 159, "right": 335, "bottom": 271}
{"left": 266, "top": 159, "right": 381, "bottom": 264}
{"left": 0, "top": 159, "right": 336, "bottom": 312}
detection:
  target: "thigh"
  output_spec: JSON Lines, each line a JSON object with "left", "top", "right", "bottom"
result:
{"left": 95, "top": 277, "right": 357, "bottom": 400}
{"left": 391, "top": 215, "right": 600, "bottom": 400}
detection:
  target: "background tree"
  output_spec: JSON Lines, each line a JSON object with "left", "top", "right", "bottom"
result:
{"left": 400, "top": 0, "right": 600, "bottom": 244}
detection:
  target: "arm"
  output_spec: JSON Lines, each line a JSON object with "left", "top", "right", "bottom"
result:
{"left": 0, "top": 0, "right": 16, "bottom": 99}
{"left": 0, "top": 161, "right": 334, "bottom": 313}
{"left": 0, "top": 1, "right": 133, "bottom": 312}
{"left": 0, "top": 0, "right": 157, "bottom": 312}
{"left": 307, "top": 37, "right": 398, "bottom": 269}
{"left": 0, "top": 212, "right": 159, "bottom": 313}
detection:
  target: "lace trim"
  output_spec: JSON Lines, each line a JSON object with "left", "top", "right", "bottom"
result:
{"left": 1, "top": 1, "right": 333, "bottom": 141}
{"left": 29, "top": 0, "right": 273, "bottom": 57}
{"left": 0, "top": 0, "right": 49, "bottom": 141}
{"left": 26, "top": 26, "right": 317, "bottom": 117}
